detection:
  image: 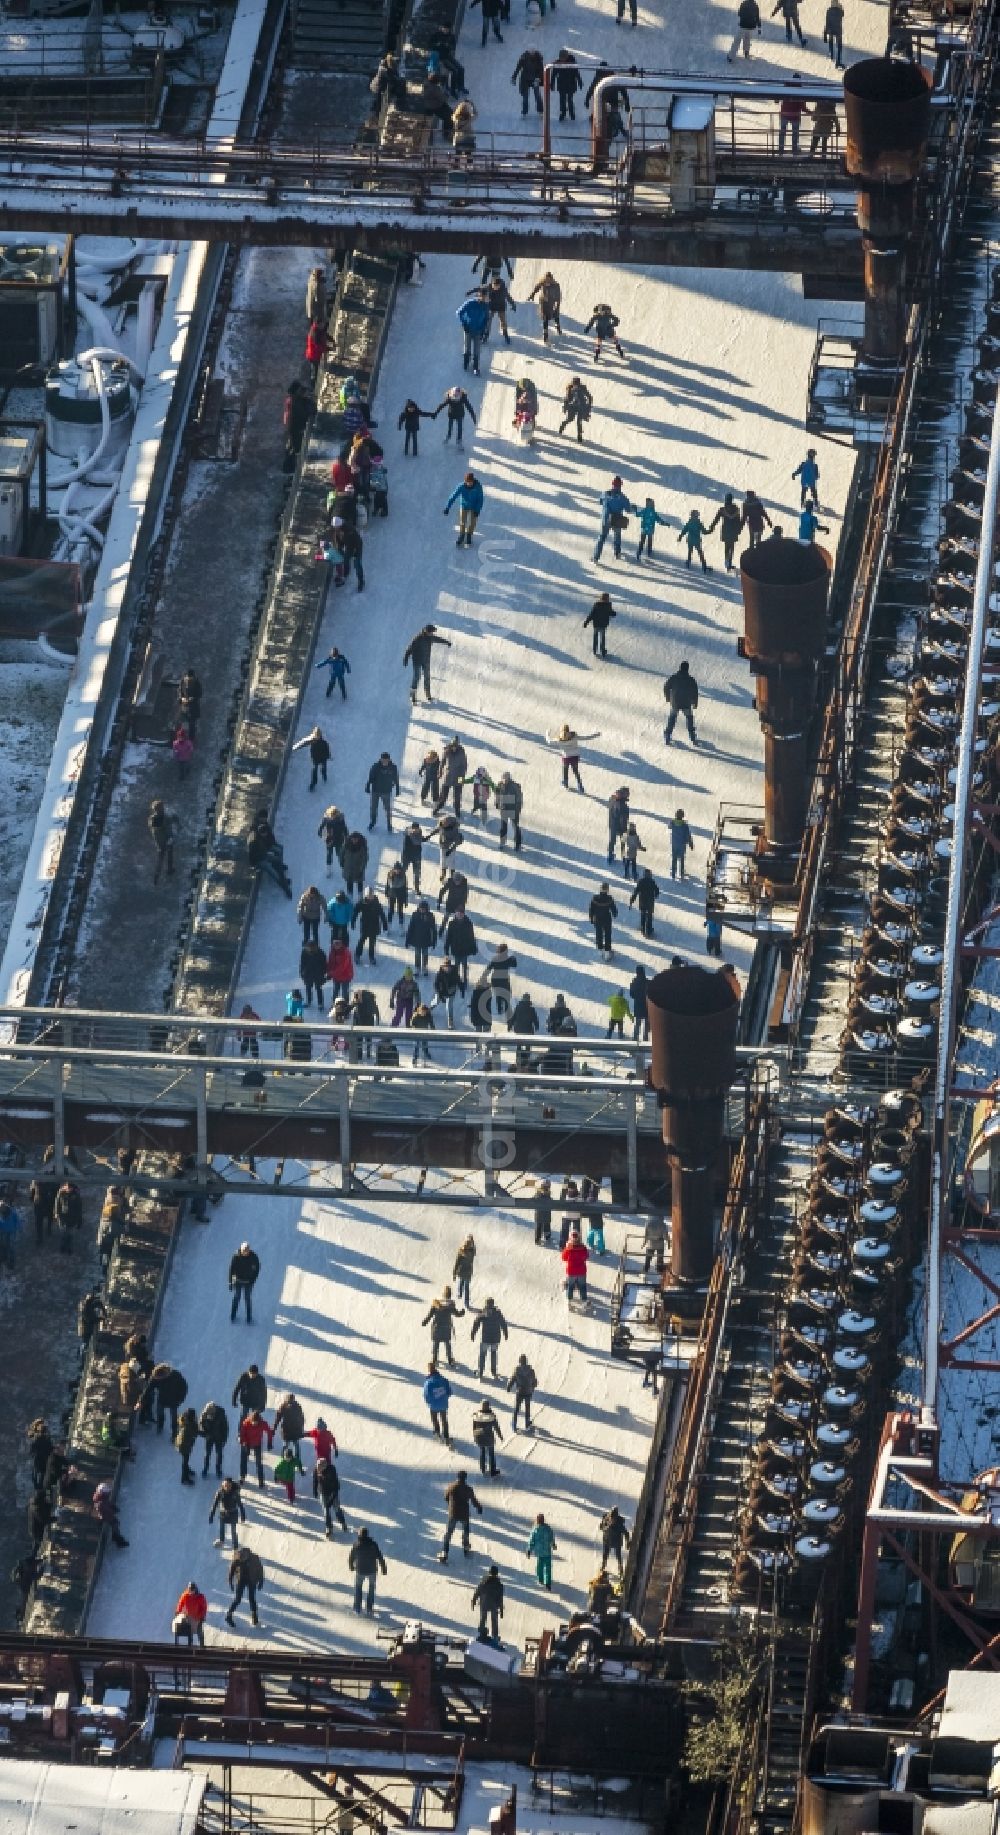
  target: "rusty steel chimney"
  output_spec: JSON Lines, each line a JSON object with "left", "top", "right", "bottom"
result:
{"left": 646, "top": 963, "right": 740, "bottom": 1285}
{"left": 843, "top": 56, "right": 932, "bottom": 374}
{"left": 740, "top": 537, "right": 831, "bottom": 858}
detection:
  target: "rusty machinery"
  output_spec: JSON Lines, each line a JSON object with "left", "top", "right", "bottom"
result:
{"left": 739, "top": 535, "right": 832, "bottom": 885}
{"left": 843, "top": 56, "right": 932, "bottom": 382}
{"left": 645, "top": 963, "right": 741, "bottom": 1286}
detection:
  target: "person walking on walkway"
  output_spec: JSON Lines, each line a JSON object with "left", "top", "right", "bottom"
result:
{"left": 349, "top": 1527, "right": 387, "bottom": 1615}
{"left": 175, "top": 1409, "right": 199, "bottom": 1486}
{"left": 199, "top": 1401, "right": 229, "bottom": 1478}
{"left": 552, "top": 50, "right": 584, "bottom": 120}
{"left": 545, "top": 722, "right": 599, "bottom": 792}
{"left": 670, "top": 809, "right": 695, "bottom": 880}
{"left": 727, "top": 0, "right": 761, "bottom": 57}
{"left": 439, "top": 1470, "right": 483, "bottom": 1561}
{"left": 226, "top": 1547, "right": 264, "bottom": 1627}
{"left": 630, "top": 868, "right": 660, "bottom": 939}
{"left": 148, "top": 799, "right": 177, "bottom": 883}
{"left": 398, "top": 399, "right": 435, "bottom": 456}
{"left": 437, "top": 386, "right": 476, "bottom": 448}
{"left": 528, "top": 1514, "right": 556, "bottom": 1588}
{"left": 471, "top": 1296, "right": 508, "bottom": 1379}
{"left": 404, "top": 624, "right": 452, "bottom": 703}
{"left": 793, "top": 447, "right": 822, "bottom": 507}
{"left": 824, "top": 0, "right": 844, "bottom": 64}
{"left": 229, "top": 1242, "right": 260, "bottom": 1323}
{"left": 664, "top": 661, "right": 699, "bottom": 745}
{"left": 366, "top": 752, "right": 399, "bottom": 831}
{"left": 512, "top": 46, "right": 544, "bottom": 112}
{"left": 174, "top": 1581, "right": 208, "bottom": 1647}
{"left": 314, "top": 1457, "right": 347, "bottom": 1536}
{"left": 529, "top": 271, "right": 562, "bottom": 341}
{"left": 772, "top": 0, "right": 806, "bottom": 43}
{"left": 507, "top": 1352, "right": 537, "bottom": 1427}
{"left": 558, "top": 376, "right": 593, "bottom": 440}
{"left": 238, "top": 1410, "right": 272, "bottom": 1489}
{"left": 209, "top": 1476, "right": 244, "bottom": 1547}
{"left": 799, "top": 504, "right": 830, "bottom": 543}
{"left": 677, "top": 509, "right": 711, "bottom": 571}
{"left": 422, "top": 1286, "right": 465, "bottom": 1366}
{"left": 584, "top": 592, "right": 617, "bottom": 659}
{"left": 316, "top": 647, "right": 351, "bottom": 700}
{"left": 707, "top": 492, "right": 743, "bottom": 571}
{"left": 594, "top": 475, "right": 631, "bottom": 562}
{"left": 423, "top": 1362, "right": 454, "bottom": 1443}
{"left": 457, "top": 290, "right": 490, "bottom": 372}
{"left": 445, "top": 472, "right": 484, "bottom": 547}
{"left": 472, "top": 1564, "right": 504, "bottom": 1639}
{"left": 741, "top": 488, "right": 772, "bottom": 547}
{"left": 589, "top": 882, "right": 618, "bottom": 958}
{"left": 600, "top": 1505, "right": 631, "bottom": 1574}
{"left": 293, "top": 727, "right": 331, "bottom": 792}
{"left": 472, "top": 1398, "right": 503, "bottom": 1476}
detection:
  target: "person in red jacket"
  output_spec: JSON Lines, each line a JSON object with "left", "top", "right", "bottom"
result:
{"left": 306, "top": 318, "right": 328, "bottom": 384}
{"left": 561, "top": 1230, "right": 589, "bottom": 1303}
{"left": 238, "top": 1410, "right": 273, "bottom": 1489}
{"left": 174, "top": 1580, "right": 208, "bottom": 1647}
{"left": 304, "top": 1416, "right": 338, "bottom": 1463}
{"left": 330, "top": 456, "right": 352, "bottom": 493}
{"left": 327, "top": 939, "right": 355, "bottom": 1002}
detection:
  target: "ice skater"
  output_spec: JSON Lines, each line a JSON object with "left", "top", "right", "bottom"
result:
{"left": 793, "top": 447, "right": 821, "bottom": 507}
{"left": 585, "top": 301, "right": 625, "bottom": 362}
{"left": 677, "top": 509, "right": 712, "bottom": 571}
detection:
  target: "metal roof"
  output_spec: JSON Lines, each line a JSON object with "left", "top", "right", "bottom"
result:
{"left": 0, "top": 1764, "right": 205, "bottom": 1835}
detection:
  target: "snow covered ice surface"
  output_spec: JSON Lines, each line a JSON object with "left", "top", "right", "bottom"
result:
{"left": 89, "top": 0, "right": 889, "bottom": 1655}
{"left": 88, "top": 1184, "right": 653, "bottom": 1653}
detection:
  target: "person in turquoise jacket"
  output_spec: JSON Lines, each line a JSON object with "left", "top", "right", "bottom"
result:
{"left": 677, "top": 510, "right": 711, "bottom": 572}
{"left": 327, "top": 888, "right": 354, "bottom": 941}
{"left": 798, "top": 504, "right": 830, "bottom": 543}
{"left": 633, "top": 497, "right": 670, "bottom": 562}
{"left": 528, "top": 1513, "right": 557, "bottom": 1589}
{"left": 444, "top": 473, "right": 485, "bottom": 547}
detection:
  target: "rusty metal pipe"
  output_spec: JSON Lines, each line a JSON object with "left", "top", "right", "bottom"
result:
{"left": 739, "top": 537, "right": 831, "bottom": 853}
{"left": 646, "top": 964, "right": 740, "bottom": 1285}
{"left": 843, "top": 57, "right": 931, "bottom": 368}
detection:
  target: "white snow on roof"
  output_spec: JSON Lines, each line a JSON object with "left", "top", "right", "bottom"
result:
{"left": 0, "top": 1763, "right": 205, "bottom": 1835}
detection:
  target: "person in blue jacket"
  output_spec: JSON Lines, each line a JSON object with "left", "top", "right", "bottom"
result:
{"left": 326, "top": 888, "right": 354, "bottom": 941}
{"left": 594, "top": 474, "right": 631, "bottom": 562}
{"left": 798, "top": 503, "right": 830, "bottom": 543}
{"left": 633, "top": 497, "right": 670, "bottom": 562}
{"left": 445, "top": 472, "right": 485, "bottom": 547}
{"left": 792, "top": 447, "right": 821, "bottom": 508}
{"left": 315, "top": 646, "right": 351, "bottom": 700}
{"left": 458, "top": 290, "right": 490, "bottom": 375}
{"left": 423, "top": 1363, "right": 453, "bottom": 1444}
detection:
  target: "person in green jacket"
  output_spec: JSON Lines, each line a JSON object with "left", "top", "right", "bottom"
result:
{"left": 274, "top": 1443, "right": 304, "bottom": 1503}
{"left": 528, "top": 1513, "right": 557, "bottom": 1589}
{"left": 607, "top": 990, "right": 632, "bottom": 1038}
{"left": 677, "top": 509, "right": 711, "bottom": 573}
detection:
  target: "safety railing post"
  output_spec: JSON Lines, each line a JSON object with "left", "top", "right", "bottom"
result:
{"left": 338, "top": 1068, "right": 351, "bottom": 1195}
{"left": 627, "top": 1086, "right": 638, "bottom": 1211}
{"left": 52, "top": 1057, "right": 66, "bottom": 1178}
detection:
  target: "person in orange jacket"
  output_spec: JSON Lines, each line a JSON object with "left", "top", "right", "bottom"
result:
{"left": 561, "top": 1230, "right": 589, "bottom": 1303}
{"left": 174, "top": 1580, "right": 208, "bottom": 1647}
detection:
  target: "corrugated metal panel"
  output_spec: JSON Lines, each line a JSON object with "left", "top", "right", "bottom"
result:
{"left": 0, "top": 1762, "right": 205, "bottom": 1835}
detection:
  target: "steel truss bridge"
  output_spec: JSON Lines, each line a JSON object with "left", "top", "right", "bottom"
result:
{"left": 0, "top": 1005, "right": 779, "bottom": 1203}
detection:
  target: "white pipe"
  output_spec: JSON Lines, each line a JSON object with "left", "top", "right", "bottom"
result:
{"left": 74, "top": 285, "right": 124, "bottom": 357}
{"left": 923, "top": 377, "right": 1000, "bottom": 1419}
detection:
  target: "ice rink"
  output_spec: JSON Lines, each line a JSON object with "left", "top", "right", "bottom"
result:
{"left": 89, "top": 0, "right": 887, "bottom": 1651}
{"left": 87, "top": 1184, "right": 653, "bottom": 1650}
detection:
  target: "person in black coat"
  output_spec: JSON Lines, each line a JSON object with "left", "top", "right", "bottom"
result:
{"left": 629, "top": 869, "right": 660, "bottom": 940}
{"left": 512, "top": 46, "right": 544, "bottom": 113}
{"left": 353, "top": 889, "right": 388, "bottom": 965}
{"left": 144, "top": 1363, "right": 189, "bottom": 1438}
{"left": 366, "top": 753, "right": 400, "bottom": 831}
{"left": 229, "top": 1244, "right": 261, "bottom": 1324}
{"left": 630, "top": 966, "right": 650, "bottom": 1041}
{"left": 398, "top": 399, "right": 435, "bottom": 457}
{"left": 533, "top": 1180, "right": 552, "bottom": 1245}
{"left": 470, "top": 1297, "right": 509, "bottom": 1379}
{"left": 199, "top": 1401, "right": 230, "bottom": 1477}
{"left": 443, "top": 910, "right": 477, "bottom": 990}
{"left": 313, "top": 1457, "right": 347, "bottom": 1536}
{"left": 470, "top": 0, "right": 503, "bottom": 49}
{"left": 589, "top": 884, "right": 618, "bottom": 957}
{"left": 299, "top": 938, "right": 328, "bottom": 1009}
{"left": 584, "top": 592, "right": 616, "bottom": 659}
{"left": 552, "top": 50, "right": 584, "bottom": 120}
{"left": 232, "top": 1362, "right": 266, "bottom": 1414}
{"left": 406, "top": 900, "right": 438, "bottom": 974}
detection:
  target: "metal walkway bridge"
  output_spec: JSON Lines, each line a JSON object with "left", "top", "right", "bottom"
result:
{"left": 0, "top": 1007, "right": 778, "bottom": 1203}
{"left": 0, "top": 71, "right": 864, "bottom": 269}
